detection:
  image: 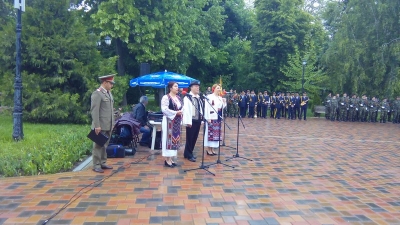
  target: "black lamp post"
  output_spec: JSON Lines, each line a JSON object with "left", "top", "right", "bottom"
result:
{"left": 12, "top": 0, "right": 25, "bottom": 140}
{"left": 301, "top": 60, "right": 307, "bottom": 94}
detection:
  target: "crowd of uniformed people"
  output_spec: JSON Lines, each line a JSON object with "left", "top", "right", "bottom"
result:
{"left": 212, "top": 89, "right": 311, "bottom": 120}
{"left": 324, "top": 93, "right": 400, "bottom": 123}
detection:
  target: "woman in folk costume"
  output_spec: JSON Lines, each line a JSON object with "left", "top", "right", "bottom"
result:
{"left": 161, "top": 81, "right": 183, "bottom": 167}
{"left": 204, "top": 84, "right": 227, "bottom": 155}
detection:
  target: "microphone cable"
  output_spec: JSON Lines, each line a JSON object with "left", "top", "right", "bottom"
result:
{"left": 41, "top": 152, "right": 157, "bottom": 225}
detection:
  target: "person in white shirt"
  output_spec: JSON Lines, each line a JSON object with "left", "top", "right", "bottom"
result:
{"left": 161, "top": 81, "right": 183, "bottom": 167}
{"left": 204, "top": 84, "right": 226, "bottom": 155}
{"left": 182, "top": 81, "right": 203, "bottom": 162}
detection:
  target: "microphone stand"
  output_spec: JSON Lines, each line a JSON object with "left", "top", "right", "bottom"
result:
{"left": 184, "top": 94, "right": 215, "bottom": 175}
{"left": 202, "top": 95, "right": 234, "bottom": 169}
{"left": 225, "top": 114, "right": 253, "bottom": 162}
{"left": 221, "top": 105, "right": 236, "bottom": 150}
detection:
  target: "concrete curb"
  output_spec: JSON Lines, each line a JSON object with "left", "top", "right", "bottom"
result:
{"left": 73, "top": 156, "right": 92, "bottom": 172}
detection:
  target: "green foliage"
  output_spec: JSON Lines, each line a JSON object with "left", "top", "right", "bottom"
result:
{"left": 280, "top": 48, "right": 328, "bottom": 93}
{"left": 252, "top": 0, "right": 315, "bottom": 90}
{"left": 0, "top": 114, "right": 91, "bottom": 177}
{"left": 321, "top": 0, "right": 400, "bottom": 98}
{"left": 0, "top": 0, "right": 116, "bottom": 123}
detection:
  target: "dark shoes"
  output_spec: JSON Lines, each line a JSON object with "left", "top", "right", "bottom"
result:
{"left": 92, "top": 168, "right": 104, "bottom": 173}
{"left": 187, "top": 157, "right": 196, "bottom": 162}
{"left": 164, "top": 160, "right": 175, "bottom": 168}
{"left": 93, "top": 164, "right": 113, "bottom": 173}
{"left": 101, "top": 164, "right": 113, "bottom": 169}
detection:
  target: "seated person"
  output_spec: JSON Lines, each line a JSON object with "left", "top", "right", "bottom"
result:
{"left": 132, "top": 96, "right": 151, "bottom": 146}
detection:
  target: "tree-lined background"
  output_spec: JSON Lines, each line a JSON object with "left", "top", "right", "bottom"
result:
{"left": 0, "top": 0, "right": 399, "bottom": 123}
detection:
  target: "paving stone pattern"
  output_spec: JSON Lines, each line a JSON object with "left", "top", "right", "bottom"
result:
{"left": 0, "top": 118, "right": 399, "bottom": 225}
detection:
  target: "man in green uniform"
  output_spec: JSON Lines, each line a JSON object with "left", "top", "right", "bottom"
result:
{"left": 368, "top": 97, "right": 378, "bottom": 123}
{"left": 339, "top": 93, "right": 348, "bottom": 121}
{"left": 330, "top": 95, "right": 338, "bottom": 121}
{"left": 90, "top": 74, "right": 115, "bottom": 173}
{"left": 348, "top": 94, "right": 357, "bottom": 122}
{"left": 325, "top": 93, "right": 332, "bottom": 120}
{"left": 379, "top": 98, "right": 390, "bottom": 123}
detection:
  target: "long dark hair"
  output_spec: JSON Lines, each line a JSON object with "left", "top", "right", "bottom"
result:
{"left": 167, "top": 81, "right": 177, "bottom": 94}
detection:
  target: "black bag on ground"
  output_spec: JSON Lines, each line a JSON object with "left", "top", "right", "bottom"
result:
{"left": 124, "top": 147, "right": 136, "bottom": 156}
{"left": 106, "top": 144, "right": 125, "bottom": 158}
{"left": 147, "top": 130, "right": 162, "bottom": 149}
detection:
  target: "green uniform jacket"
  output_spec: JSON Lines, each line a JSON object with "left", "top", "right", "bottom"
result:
{"left": 91, "top": 87, "right": 115, "bottom": 131}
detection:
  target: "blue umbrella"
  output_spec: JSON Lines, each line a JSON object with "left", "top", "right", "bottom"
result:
{"left": 129, "top": 70, "right": 199, "bottom": 88}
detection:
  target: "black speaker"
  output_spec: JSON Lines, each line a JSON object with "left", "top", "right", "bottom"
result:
{"left": 140, "top": 63, "right": 150, "bottom": 76}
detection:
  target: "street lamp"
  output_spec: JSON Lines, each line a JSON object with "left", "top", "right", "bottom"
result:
{"left": 12, "top": 0, "right": 25, "bottom": 140}
{"left": 97, "top": 36, "right": 112, "bottom": 47}
{"left": 302, "top": 60, "right": 307, "bottom": 94}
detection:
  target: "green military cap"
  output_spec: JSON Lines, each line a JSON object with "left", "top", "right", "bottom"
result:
{"left": 98, "top": 74, "right": 116, "bottom": 84}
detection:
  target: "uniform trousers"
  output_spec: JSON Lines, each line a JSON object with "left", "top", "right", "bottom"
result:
{"left": 92, "top": 130, "right": 111, "bottom": 169}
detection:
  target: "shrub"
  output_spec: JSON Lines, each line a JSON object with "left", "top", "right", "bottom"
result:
{"left": 0, "top": 114, "right": 92, "bottom": 177}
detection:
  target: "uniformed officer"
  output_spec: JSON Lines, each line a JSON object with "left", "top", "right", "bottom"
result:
{"left": 300, "top": 92, "right": 309, "bottom": 120}
{"left": 275, "top": 92, "right": 284, "bottom": 119}
{"left": 262, "top": 91, "right": 270, "bottom": 119}
{"left": 294, "top": 93, "right": 301, "bottom": 119}
{"left": 238, "top": 91, "right": 247, "bottom": 118}
{"left": 348, "top": 94, "right": 357, "bottom": 122}
{"left": 248, "top": 90, "right": 257, "bottom": 118}
{"left": 379, "top": 98, "right": 390, "bottom": 123}
{"left": 257, "top": 91, "right": 264, "bottom": 118}
{"left": 270, "top": 92, "right": 277, "bottom": 118}
{"left": 288, "top": 93, "right": 296, "bottom": 120}
{"left": 325, "top": 93, "right": 332, "bottom": 120}
{"left": 368, "top": 97, "right": 378, "bottom": 123}
{"left": 90, "top": 74, "right": 116, "bottom": 173}
{"left": 330, "top": 95, "right": 338, "bottom": 121}
{"left": 338, "top": 93, "right": 348, "bottom": 121}
{"left": 359, "top": 95, "right": 369, "bottom": 122}
{"left": 284, "top": 92, "right": 290, "bottom": 119}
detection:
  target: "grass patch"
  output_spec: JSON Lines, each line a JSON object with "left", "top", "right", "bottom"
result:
{"left": 0, "top": 113, "right": 92, "bottom": 177}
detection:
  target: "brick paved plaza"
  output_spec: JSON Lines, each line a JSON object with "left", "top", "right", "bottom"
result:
{"left": 0, "top": 118, "right": 399, "bottom": 225}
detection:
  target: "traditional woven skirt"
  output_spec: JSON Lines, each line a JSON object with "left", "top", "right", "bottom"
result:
{"left": 207, "top": 120, "right": 223, "bottom": 141}
{"left": 163, "top": 116, "right": 182, "bottom": 151}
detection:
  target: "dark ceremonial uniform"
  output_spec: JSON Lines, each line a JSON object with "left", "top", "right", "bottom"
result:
{"left": 248, "top": 94, "right": 257, "bottom": 118}
{"left": 238, "top": 94, "right": 247, "bottom": 118}
{"left": 300, "top": 96, "right": 309, "bottom": 120}
{"left": 276, "top": 95, "right": 284, "bottom": 119}
{"left": 257, "top": 94, "right": 264, "bottom": 117}
{"left": 288, "top": 96, "right": 296, "bottom": 120}
{"left": 284, "top": 95, "right": 290, "bottom": 119}
{"left": 294, "top": 95, "right": 301, "bottom": 119}
{"left": 270, "top": 95, "right": 277, "bottom": 118}
{"left": 262, "top": 94, "right": 270, "bottom": 118}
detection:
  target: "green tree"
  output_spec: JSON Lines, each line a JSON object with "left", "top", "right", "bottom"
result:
{"left": 321, "top": 0, "right": 400, "bottom": 98}
{"left": 252, "top": 0, "right": 313, "bottom": 91}
{"left": 0, "top": 0, "right": 115, "bottom": 123}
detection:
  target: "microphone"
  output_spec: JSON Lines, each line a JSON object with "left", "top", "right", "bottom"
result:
{"left": 200, "top": 93, "right": 209, "bottom": 100}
